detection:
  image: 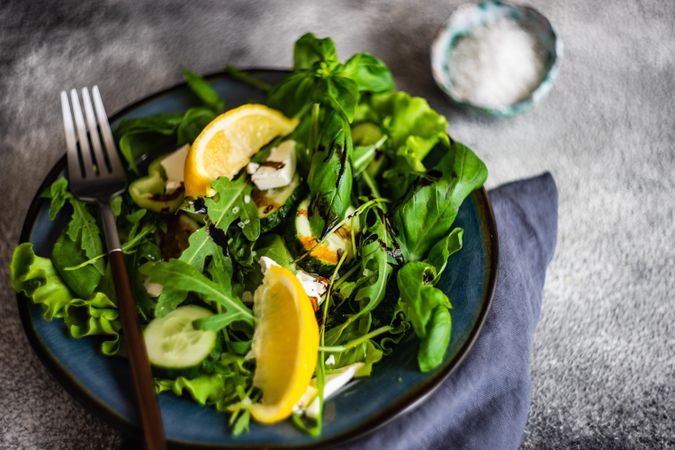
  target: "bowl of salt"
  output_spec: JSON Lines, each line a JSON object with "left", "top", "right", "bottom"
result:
{"left": 431, "top": 1, "right": 562, "bottom": 117}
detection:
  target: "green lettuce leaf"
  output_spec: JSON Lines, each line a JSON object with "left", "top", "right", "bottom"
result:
{"left": 11, "top": 243, "right": 121, "bottom": 355}
{"left": 357, "top": 90, "right": 451, "bottom": 199}
{"left": 155, "top": 373, "right": 238, "bottom": 412}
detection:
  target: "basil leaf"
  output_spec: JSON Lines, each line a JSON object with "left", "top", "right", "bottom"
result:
{"left": 324, "top": 76, "right": 359, "bottom": 122}
{"left": 293, "top": 32, "right": 338, "bottom": 69}
{"left": 254, "top": 234, "right": 294, "bottom": 268}
{"left": 307, "top": 144, "right": 353, "bottom": 232}
{"left": 397, "top": 262, "right": 450, "bottom": 337}
{"left": 267, "top": 70, "right": 315, "bottom": 117}
{"left": 426, "top": 227, "right": 464, "bottom": 279}
{"left": 340, "top": 53, "right": 394, "bottom": 93}
{"left": 418, "top": 305, "right": 451, "bottom": 372}
{"left": 392, "top": 142, "right": 487, "bottom": 262}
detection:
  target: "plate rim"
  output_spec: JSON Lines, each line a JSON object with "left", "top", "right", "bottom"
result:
{"left": 16, "top": 69, "right": 499, "bottom": 449}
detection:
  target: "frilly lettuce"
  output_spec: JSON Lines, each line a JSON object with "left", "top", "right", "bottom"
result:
{"left": 154, "top": 373, "right": 237, "bottom": 412}
{"left": 11, "top": 243, "right": 121, "bottom": 355}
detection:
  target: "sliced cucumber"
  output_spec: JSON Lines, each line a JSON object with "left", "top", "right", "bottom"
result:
{"left": 253, "top": 173, "right": 302, "bottom": 232}
{"left": 292, "top": 197, "right": 359, "bottom": 274}
{"left": 144, "top": 305, "right": 217, "bottom": 369}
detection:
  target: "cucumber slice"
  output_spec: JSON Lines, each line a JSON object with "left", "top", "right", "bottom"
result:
{"left": 253, "top": 173, "right": 302, "bottom": 232}
{"left": 144, "top": 305, "right": 217, "bottom": 369}
{"left": 292, "top": 197, "right": 359, "bottom": 274}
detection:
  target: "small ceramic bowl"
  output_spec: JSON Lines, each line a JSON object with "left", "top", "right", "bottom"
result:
{"left": 431, "top": 1, "right": 562, "bottom": 117}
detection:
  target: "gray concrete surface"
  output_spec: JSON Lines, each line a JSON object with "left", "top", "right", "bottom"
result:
{"left": 1, "top": 1, "right": 673, "bottom": 448}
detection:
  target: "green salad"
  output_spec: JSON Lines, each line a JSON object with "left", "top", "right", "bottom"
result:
{"left": 10, "top": 33, "right": 487, "bottom": 435}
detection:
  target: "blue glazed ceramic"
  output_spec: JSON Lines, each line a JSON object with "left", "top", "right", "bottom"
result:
{"left": 17, "top": 70, "right": 498, "bottom": 448}
{"left": 431, "top": 1, "right": 562, "bottom": 117}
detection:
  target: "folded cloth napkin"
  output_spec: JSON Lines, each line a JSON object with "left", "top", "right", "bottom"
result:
{"left": 336, "top": 172, "right": 559, "bottom": 450}
{"left": 121, "top": 173, "right": 558, "bottom": 450}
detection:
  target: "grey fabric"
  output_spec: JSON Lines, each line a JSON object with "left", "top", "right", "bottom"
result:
{"left": 1, "top": 1, "right": 673, "bottom": 449}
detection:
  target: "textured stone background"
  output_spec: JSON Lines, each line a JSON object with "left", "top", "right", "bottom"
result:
{"left": 1, "top": 0, "right": 673, "bottom": 448}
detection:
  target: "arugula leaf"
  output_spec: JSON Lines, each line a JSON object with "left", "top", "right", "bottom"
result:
{"left": 324, "top": 314, "right": 384, "bottom": 376}
{"left": 140, "top": 259, "right": 254, "bottom": 325}
{"left": 353, "top": 214, "right": 393, "bottom": 312}
{"left": 207, "top": 245, "right": 235, "bottom": 297}
{"left": 392, "top": 142, "right": 487, "bottom": 262}
{"left": 67, "top": 200, "right": 104, "bottom": 271}
{"left": 207, "top": 177, "right": 260, "bottom": 241}
{"left": 194, "top": 310, "right": 249, "bottom": 332}
{"left": 293, "top": 33, "right": 338, "bottom": 69}
{"left": 340, "top": 53, "right": 394, "bottom": 93}
{"left": 179, "top": 227, "right": 220, "bottom": 271}
{"left": 331, "top": 211, "right": 393, "bottom": 342}
{"left": 181, "top": 68, "right": 225, "bottom": 113}
{"left": 46, "top": 177, "right": 70, "bottom": 219}
{"left": 44, "top": 177, "right": 105, "bottom": 275}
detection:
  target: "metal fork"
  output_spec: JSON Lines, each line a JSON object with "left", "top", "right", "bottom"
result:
{"left": 61, "top": 87, "right": 166, "bottom": 450}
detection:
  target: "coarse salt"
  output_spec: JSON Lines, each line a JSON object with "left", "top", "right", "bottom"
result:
{"left": 448, "top": 17, "right": 546, "bottom": 109}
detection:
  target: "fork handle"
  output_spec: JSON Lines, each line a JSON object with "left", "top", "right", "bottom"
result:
{"left": 101, "top": 203, "right": 167, "bottom": 450}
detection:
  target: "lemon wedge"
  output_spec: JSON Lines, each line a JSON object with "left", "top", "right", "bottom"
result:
{"left": 250, "top": 265, "right": 319, "bottom": 424}
{"left": 184, "top": 104, "right": 298, "bottom": 197}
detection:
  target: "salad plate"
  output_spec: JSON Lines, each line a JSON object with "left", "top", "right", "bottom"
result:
{"left": 16, "top": 69, "right": 498, "bottom": 448}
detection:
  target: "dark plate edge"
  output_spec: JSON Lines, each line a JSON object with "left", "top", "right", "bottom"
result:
{"left": 15, "top": 69, "right": 499, "bottom": 450}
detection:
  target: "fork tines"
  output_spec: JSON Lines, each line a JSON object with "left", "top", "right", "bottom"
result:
{"left": 60, "top": 86, "right": 124, "bottom": 181}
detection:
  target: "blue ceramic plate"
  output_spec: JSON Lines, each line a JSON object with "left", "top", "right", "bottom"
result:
{"left": 17, "top": 70, "right": 498, "bottom": 448}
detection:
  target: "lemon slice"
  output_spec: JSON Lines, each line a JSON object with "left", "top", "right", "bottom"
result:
{"left": 250, "top": 265, "right": 319, "bottom": 424}
{"left": 184, "top": 104, "right": 298, "bottom": 197}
